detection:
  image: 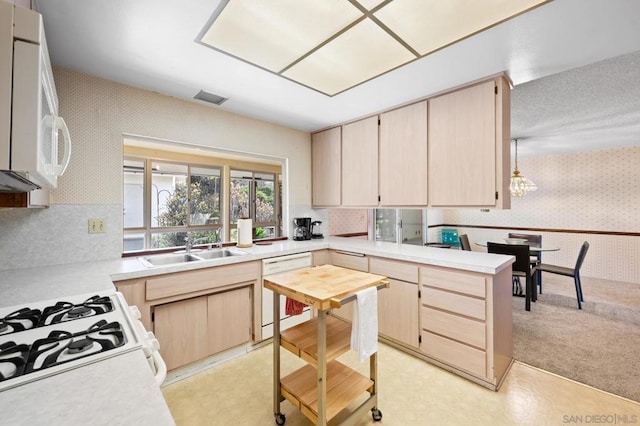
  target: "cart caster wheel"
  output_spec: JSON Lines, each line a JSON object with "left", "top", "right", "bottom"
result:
{"left": 371, "top": 408, "right": 383, "bottom": 421}
{"left": 275, "top": 413, "right": 286, "bottom": 425}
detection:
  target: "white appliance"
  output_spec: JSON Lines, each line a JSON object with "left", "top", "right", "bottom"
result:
{"left": 261, "top": 253, "right": 312, "bottom": 339}
{"left": 0, "top": 291, "right": 166, "bottom": 392}
{"left": 0, "top": 3, "right": 71, "bottom": 193}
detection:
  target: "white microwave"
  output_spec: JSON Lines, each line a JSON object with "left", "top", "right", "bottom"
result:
{"left": 0, "top": 3, "right": 71, "bottom": 192}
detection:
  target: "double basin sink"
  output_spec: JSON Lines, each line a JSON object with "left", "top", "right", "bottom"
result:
{"left": 139, "top": 248, "right": 247, "bottom": 267}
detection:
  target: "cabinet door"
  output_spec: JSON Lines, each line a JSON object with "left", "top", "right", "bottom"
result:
{"left": 379, "top": 101, "right": 428, "bottom": 206}
{"left": 428, "top": 80, "right": 498, "bottom": 206}
{"left": 312, "top": 127, "right": 341, "bottom": 207}
{"left": 208, "top": 287, "right": 252, "bottom": 355}
{"left": 341, "top": 116, "right": 379, "bottom": 206}
{"left": 154, "top": 296, "right": 209, "bottom": 370}
{"left": 378, "top": 279, "right": 419, "bottom": 347}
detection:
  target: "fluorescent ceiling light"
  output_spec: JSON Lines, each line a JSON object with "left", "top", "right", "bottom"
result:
{"left": 200, "top": 0, "right": 550, "bottom": 96}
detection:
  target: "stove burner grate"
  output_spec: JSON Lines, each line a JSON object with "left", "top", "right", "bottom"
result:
{"left": 25, "top": 319, "right": 126, "bottom": 374}
{"left": 0, "top": 308, "right": 41, "bottom": 336}
{"left": 39, "top": 295, "right": 114, "bottom": 326}
{"left": 0, "top": 341, "right": 29, "bottom": 382}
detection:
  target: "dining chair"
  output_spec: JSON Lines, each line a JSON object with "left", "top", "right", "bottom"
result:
{"left": 459, "top": 234, "right": 471, "bottom": 251}
{"left": 487, "top": 242, "right": 535, "bottom": 311}
{"left": 533, "top": 241, "right": 590, "bottom": 309}
{"left": 508, "top": 232, "right": 543, "bottom": 292}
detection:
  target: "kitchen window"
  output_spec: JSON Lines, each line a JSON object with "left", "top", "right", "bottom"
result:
{"left": 229, "top": 170, "right": 280, "bottom": 241}
{"left": 123, "top": 158, "right": 222, "bottom": 251}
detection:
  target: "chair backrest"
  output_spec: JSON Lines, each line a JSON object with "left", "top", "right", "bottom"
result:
{"left": 508, "top": 232, "right": 541, "bottom": 245}
{"left": 487, "top": 242, "right": 531, "bottom": 274}
{"left": 459, "top": 234, "right": 471, "bottom": 251}
{"left": 508, "top": 232, "right": 542, "bottom": 260}
{"left": 574, "top": 241, "right": 590, "bottom": 271}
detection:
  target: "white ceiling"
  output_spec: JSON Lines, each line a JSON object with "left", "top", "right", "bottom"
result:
{"left": 35, "top": 0, "right": 640, "bottom": 158}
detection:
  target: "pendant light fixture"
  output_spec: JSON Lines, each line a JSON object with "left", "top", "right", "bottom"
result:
{"left": 510, "top": 139, "right": 537, "bottom": 197}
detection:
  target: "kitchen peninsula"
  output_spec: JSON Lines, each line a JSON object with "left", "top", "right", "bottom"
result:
{"left": 0, "top": 237, "right": 514, "bottom": 425}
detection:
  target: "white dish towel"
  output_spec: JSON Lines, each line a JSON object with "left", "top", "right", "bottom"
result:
{"left": 350, "top": 286, "right": 378, "bottom": 362}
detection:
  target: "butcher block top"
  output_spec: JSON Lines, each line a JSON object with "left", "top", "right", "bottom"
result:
{"left": 263, "top": 264, "right": 389, "bottom": 311}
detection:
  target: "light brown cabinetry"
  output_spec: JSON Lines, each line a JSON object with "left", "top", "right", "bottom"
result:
{"left": 341, "top": 116, "right": 379, "bottom": 206}
{"left": 428, "top": 77, "right": 510, "bottom": 208}
{"left": 207, "top": 287, "right": 252, "bottom": 356}
{"left": 369, "top": 257, "right": 419, "bottom": 348}
{"left": 311, "top": 127, "right": 341, "bottom": 207}
{"left": 154, "top": 296, "right": 209, "bottom": 370}
{"left": 378, "top": 101, "right": 428, "bottom": 206}
{"left": 312, "top": 249, "right": 330, "bottom": 266}
{"left": 310, "top": 75, "right": 510, "bottom": 209}
{"left": 115, "top": 260, "right": 260, "bottom": 371}
{"left": 418, "top": 264, "right": 512, "bottom": 389}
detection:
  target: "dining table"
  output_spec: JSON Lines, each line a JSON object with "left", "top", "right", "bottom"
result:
{"left": 475, "top": 240, "right": 560, "bottom": 300}
{"left": 474, "top": 240, "right": 560, "bottom": 252}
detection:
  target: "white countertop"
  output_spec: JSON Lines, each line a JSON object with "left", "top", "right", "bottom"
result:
{"left": 0, "top": 237, "right": 512, "bottom": 308}
{"left": 0, "top": 236, "right": 512, "bottom": 425}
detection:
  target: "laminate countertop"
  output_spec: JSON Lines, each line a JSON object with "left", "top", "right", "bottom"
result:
{"left": 0, "top": 237, "right": 513, "bottom": 425}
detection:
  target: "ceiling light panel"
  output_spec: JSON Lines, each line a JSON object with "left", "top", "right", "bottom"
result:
{"left": 374, "top": 0, "right": 551, "bottom": 56}
{"left": 283, "top": 19, "right": 416, "bottom": 96}
{"left": 354, "top": 0, "right": 389, "bottom": 11}
{"left": 201, "top": 0, "right": 362, "bottom": 72}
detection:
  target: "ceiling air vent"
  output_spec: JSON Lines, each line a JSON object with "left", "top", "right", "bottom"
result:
{"left": 194, "top": 90, "right": 228, "bottom": 105}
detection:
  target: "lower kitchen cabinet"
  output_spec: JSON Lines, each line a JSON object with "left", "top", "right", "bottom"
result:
{"left": 378, "top": 279, "right": 419, "bottom": 348}
{"left": 154, "top": 287, "right": 252, "bottom": 371}
{"left": 154, "top": 296, "right": 209, "bottom": 370}
{"left": 418, "top": 264, "right": 512, "bottom": 389}
{"left": 114, "top": 260, "right": 260, "bottom": 371}
{"left": 207, "top": 287, "right": 252, "bottom": 355}
{"left": 369, "top": 257, "right": 419, "bottom": 348}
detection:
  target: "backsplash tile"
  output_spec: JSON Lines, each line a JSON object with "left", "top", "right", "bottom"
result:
{"left": 0, "top": 205, "right": 122, "bottom": 270}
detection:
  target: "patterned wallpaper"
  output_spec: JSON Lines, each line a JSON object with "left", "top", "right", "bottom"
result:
{"left": 444, "top": 146, "right": 640, "bottom": 232}
{"left": 328, "top": 209, "right": 368, "bottom": 235}
{"left": 51, "top": 67, "right": 310, "bottom": 205}
{"left": 444, "top": 146, "right": 640, "bottom": 283}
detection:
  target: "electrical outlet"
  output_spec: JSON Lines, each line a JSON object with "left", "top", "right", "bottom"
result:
{"left": 88, "top": 219, "right": 105, "bottom": 234}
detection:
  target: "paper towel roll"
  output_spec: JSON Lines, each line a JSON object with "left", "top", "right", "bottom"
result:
{"left": 237, "top": 218, "right": 253, "bottom": 248}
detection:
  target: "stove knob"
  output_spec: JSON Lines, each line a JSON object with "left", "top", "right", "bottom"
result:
{"left": 129, "top": 305, "right": 142, "bottom": 320}
{"left": 146, "top": 331, "right": 161, "bottom": 352}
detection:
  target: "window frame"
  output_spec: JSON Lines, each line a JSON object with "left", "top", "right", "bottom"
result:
{"left": 123, "top": 156, "right": 223, "bottom": 252}
{"left": 229, "top": 169, "right": 279, "bottom": 241}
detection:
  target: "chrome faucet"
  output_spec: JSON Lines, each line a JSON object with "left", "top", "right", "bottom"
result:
{"left": 184, "top": 235, "right": 210, "bottom": 253}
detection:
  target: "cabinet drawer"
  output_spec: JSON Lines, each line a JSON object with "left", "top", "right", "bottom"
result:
{"left": 421, "top": 306, "right": 485, "bottom": 349}
{"left": 146, "top": 261, "right": 260, "bottom": 301}
{"left": 421, "top": 331, "right": 486, "bottom": 378}
{"left": 369, "top": 257, "right": 418, "bottom": 283}
{"left": 331, "top": 251, "right": 368, "bottom": 272}
{"left": 420, "top": 266, "right": 486, "bottom": 298}
{"left": 422, "top": 287, "right": 486, "bottom": 321}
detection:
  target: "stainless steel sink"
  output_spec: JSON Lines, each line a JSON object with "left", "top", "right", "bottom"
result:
{"left": 194, "top": 248, "right": 247, "bottom": 260}
{"left": 139, "top": 253, "right": 202, "bottom": 267}
{"left": 139, "top": 248, "right": 247, "bottom": 267}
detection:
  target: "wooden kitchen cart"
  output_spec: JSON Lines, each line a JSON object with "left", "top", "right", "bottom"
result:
{"left": 263, "top": 264, "right": 389, "bottom": 425}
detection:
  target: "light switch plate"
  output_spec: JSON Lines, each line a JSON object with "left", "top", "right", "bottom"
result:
{"left": 88, "top": 219, "right": 105, "bottom": 234}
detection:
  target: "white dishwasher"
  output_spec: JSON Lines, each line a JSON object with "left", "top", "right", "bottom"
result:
{"left": 261, "top": 252, "right": 312, "bottom": 339}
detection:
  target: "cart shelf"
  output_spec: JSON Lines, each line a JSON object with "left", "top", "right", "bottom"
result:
{"left": 280, "top": 315, "right": 351, "bottom": 367}
{"left": 281, "top": 361, "right": 373, "bottom": 424}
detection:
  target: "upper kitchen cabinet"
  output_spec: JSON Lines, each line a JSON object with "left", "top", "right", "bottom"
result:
{"left": 341, "top": 116, "right": 379, "bottom": 207}
{"left": 379, "top": 101, "right": 428, "bottom": 206}
{"left": 311, "top": 127, "right": 341, "bottom": 207}
{"left": 428, "top": 76, "right": 510, "bottom": 208}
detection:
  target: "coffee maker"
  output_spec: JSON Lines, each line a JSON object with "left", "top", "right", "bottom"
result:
{"left": 293, "top": 217, "right": 311, "bottom": 241}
